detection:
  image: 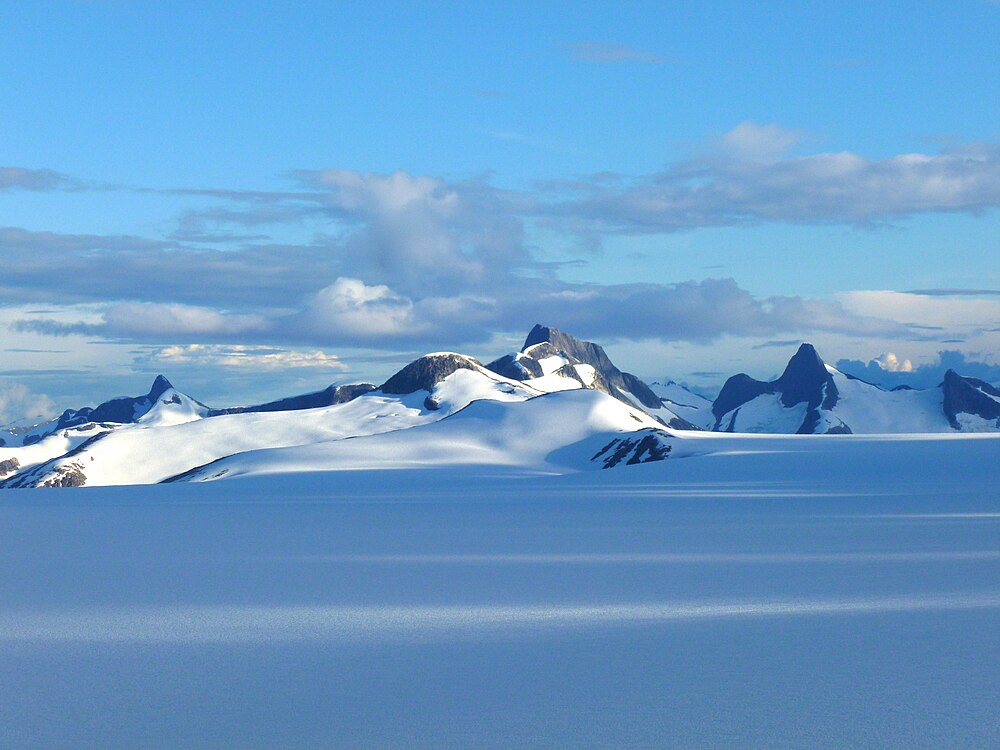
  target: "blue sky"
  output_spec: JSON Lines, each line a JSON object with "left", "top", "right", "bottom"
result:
{"left": 1, "top": 0, "right": 999, "bottom": 416}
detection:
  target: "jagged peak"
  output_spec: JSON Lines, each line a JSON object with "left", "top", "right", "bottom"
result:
{"left": 148, "top": 374, "right": 174, "bottom": 399}
{"left": 778, "top": 343, "right": 826, "bottom": 380}
{"left": 523, "top": 323, "right": 556, "bottom": 350}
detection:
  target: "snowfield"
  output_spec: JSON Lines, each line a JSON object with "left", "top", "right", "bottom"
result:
{"left": 1, "top": 433, "right": 998, "bottom": 748}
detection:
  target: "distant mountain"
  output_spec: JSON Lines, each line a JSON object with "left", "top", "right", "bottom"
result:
{"left": 1, "top": 328, "right": 997, "bottom": 489}
{"left": 0, "top": 375, "right": 209, "bottom": 449}
{"left": 941, "top": 369, "right": 1000, "bottom": 430}
{"left": 208, "top": 383, "right": 376, "bottom": 416}
{"left": 487, "top": 324, "right": 700, "bottom": 429}
{"left": 711, "top": 344, "right": 1000, "bottom": 434}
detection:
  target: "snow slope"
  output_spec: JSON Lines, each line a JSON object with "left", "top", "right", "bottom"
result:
{"left": 649, "top": 380, "right": 715, "bottom": 428}
{"left": 0, "top": 435, "right": 997, "bottom": 748}
{"left": 826, "top": 367, "right": 949, "bottom": 433}
{"left": 173, "top": 388, "right": 662, "bottom": 481}
{"left": 1, "top": 367, "right": 540, "bottom": 488}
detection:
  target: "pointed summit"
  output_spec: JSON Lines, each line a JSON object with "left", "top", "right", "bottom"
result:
{"left": 775, "top": 343, "right": 838, "bottom": 411}
{"left": 148, "top": 375, "right": 174, "bottom": 399}
{"left": 712, "top": 342, "right": 841, "bottom": 433}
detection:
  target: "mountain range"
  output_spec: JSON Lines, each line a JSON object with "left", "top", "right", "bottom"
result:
{"left": 1, "top": 324, "right": 997, "bottom": 488}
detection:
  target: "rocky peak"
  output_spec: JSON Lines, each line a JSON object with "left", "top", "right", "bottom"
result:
{"left": 712, "top": 343, "right": 840, "bottom": 433}
{"left": 941, "top": 369, "right": 1000, "bottom": 429}
{"left": 494, "top": 324, "right": 664, "bottom": 412}
{"left": 148, "top": 375, "right": 174, "bottom": 399}
{"left": 380, "top": 353, "right": 484, "bottom": 395}
{"left": 775, "top": 343, "right": 838, "bottom": 410}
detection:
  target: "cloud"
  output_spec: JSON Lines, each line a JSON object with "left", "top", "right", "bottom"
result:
{"left": 0, "top": 227, "right": 342, "bottom": 307}
{"left": 9, "top": 276, "right": 905, "bottom": 351}
{"left": 872, "top": 352, "right": 914, "bottom": 372}
{"left": 0, "top": 166, "right": 74, "bottom": 192}
{"left": 13, "top": 302, "right": 270, "bottom": 339}
{"left": 550, "top": 123, "right": 1000, "bottom": 232}
{"left": 2, "top": 145, "right": 995, "bottom": 356}
{"left": 905, "top": 288, "right": 1000, "bottom": 297}
{"left": 753, "top": 340, "right": 802, "bottom": 349}
{"left": 569, "top": 41, "right": 671, "bottom": 64}
{"left": 0, "top": 380, "right": 56, "bottom": 424}
{"left": 139, "top": 344, "right": 349, "bottom": 371}
{"left": 837, "top": 290, "right": 1000, "bottom": 330}
{"left": 836, "top": 350, "right": 1000, "bottom": 389}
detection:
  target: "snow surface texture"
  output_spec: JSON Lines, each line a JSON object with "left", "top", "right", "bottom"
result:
{"left": 1, "top": 437, "right": 997, "bottom": 748}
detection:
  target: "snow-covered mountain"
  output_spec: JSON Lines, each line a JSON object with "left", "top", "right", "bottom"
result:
{"left": 486, "top": 324, "right": 701, "bottom": 429}
{"left": 711, "top": 343, "right": 1000, "bottom": 434}
{"left": 1, "top": 327, "right": 997, "bottom": 489}
{"left": 0, "top": 354, "right": 541, "bottom": 488}
{"left": 0, "top": 375, "right": 208, "bottom": 448}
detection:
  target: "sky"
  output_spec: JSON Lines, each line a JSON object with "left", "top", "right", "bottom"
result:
{"left": 1, "top": 0, "right": 999, "bottom": 418}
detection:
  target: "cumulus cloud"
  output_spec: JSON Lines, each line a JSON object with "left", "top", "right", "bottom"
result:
{"left": 3, "top": 134, "right": 997, "bottom": 355}
{"left": 0, "top": 380, "right": 56, "bottom": 424}
{"left": 300, "top": 278, "right": 421, "bottom": 338}
{"left": 873, "top": 352, "right": 914, "bottom": 373}
{"left": 291, "top": 169, "right": 531, "bottom": 297}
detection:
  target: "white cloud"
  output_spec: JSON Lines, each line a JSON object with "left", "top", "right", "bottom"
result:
{"left": 0, "top": 380, "right": 56, "bottom": 424}
{"left": 143, "top": 344, "right": 349, "bottom": 371}
{"left": 873, "top": 352, "right": 914, "bottom": 372}
{"left": 302, "top": 278, "right": 421, "bottom": 337}
{"left": 837, "top": 290, "right": 1000, "bottom": 329}
{"left": 101, "top": 303, "right": 271, "bottom": 337}
{"left": 555, "top": 124, "right": 1000, "bottom": 231}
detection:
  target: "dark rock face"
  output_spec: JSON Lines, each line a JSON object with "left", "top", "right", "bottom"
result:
{"left": 485, "top": 352, "right": 544, "bottom": 380}
{"left": 590, "top": 429, "right": 672, "bottom": 468}
{"left": 53, "top": 375, "right": 178, "bottom": 432}
{"left": 941, "top": 369, "right": 1000, "bottom": 429}
{"left": 713, "top": 374, "right": 773, "bottom": 424}
{"left": 0, "top": 457, "right": 20, "bottom": 477}
{"left": 488, "top": 324, "right": 674, "bottom": 420}
{"left": 776, "top": 344, "right": 839, "bottom": 412}
{"left": 39, "top": 464, "right": 87, "bottom": 488}
{"left": 209, "top": 383, "right": 376, "bottom": 416}
{"left": 712, "top": 343, "right": 839, "bottom": 433}
{"left": 380, "top": 354, "right": 483, "bottom": 395}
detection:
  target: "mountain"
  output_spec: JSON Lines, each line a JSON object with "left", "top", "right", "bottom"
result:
{"left": 712, "top": 344, "right": 847, "bottom": 434}
{"left": 486, "top": 324, "right": 700, "bottom": 429}
{"left": 167, "top": 388, "right": 665, "bottom": 483}
{"left": 2, "top": 328, "right": 998, "bottom": 489}
{"left": 0, "top": 355, "right": 543, "bottom": 488}
{"left": 208, "top": 383, "right": 376, "bottom": 416}
{"left": 648, "top": 380, "right": 715, "bottom": 429}
{"left": 711, "top": 344, "right": 1000, "bottom": 434}
{"left": 0, "top": 375, "right": 209, "bottom": 449}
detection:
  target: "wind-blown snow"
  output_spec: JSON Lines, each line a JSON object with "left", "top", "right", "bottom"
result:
{"left": 0, "top": 435, "right": 997, "bottom": 748}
